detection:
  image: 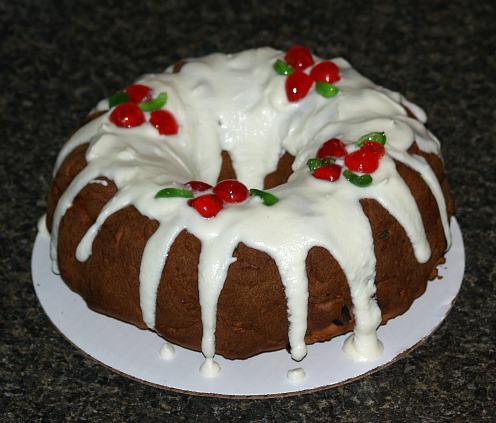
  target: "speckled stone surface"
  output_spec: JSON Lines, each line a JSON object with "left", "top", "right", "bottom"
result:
{"left": 1, "top": 0, "right": 495, "bottom": 421}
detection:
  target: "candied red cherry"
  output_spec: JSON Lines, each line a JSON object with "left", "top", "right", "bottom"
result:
{"left": 150, "top": 109, "right": 179, "bottom": 135}
{"left": 213, "top": 179, "right": 249, "bottom": 203}
{"left": 186, "top": 181, "right": 212, "bottom": 192}
{"left": 188, "top": 194, "right": 224, "bottom": 218}
{"left": 312, "top": 164, "right": 342, "bottom": 181}
{"left": 361, "top": 141, "right": 385, "bottom": 159}
{"left": 284, "top": 46, "right": 314, "bottom": 70}
{"left": 317, "top": 138, "right": 347, "bottom": 158}
{"left": 310, "top": 61, "right": 340, "bottom": 83}
{"left": 109, "top": 102, "right": 145, "bottom": 128}
{"left": 184, "top": 181, "right": 213, "bottom": 192}
{"left": 344, "top": 148, "right": 380, "bottom": 173}
{"left": 286, "top": 71, "right": 314, "bottom": 102}
{"left": 126, "top": 84, "right": 152, "bottom": 103}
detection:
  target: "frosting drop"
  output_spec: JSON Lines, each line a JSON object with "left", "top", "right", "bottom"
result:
{"left": 159, "top": 342, "right": 176, "bottom": 360}
{"left": 199, "top": 358, "right": 221, "bottom": 378}
{"left": 342, "top": 333, "right": 384, "bottom": 362}
{"left": 286, "top": 367, "right": 306, "bottom": 381}
{"left": 37, "top": 214, "right": 49, "bottom": 235}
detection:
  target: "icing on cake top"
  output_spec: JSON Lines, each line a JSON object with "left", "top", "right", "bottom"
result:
{"left": 48, "top": 47, "right": 451, "bottom": 377}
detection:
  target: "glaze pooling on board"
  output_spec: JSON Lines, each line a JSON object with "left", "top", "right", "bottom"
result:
{"left": 48, "top": 47, "right": 451, "bottom": 376}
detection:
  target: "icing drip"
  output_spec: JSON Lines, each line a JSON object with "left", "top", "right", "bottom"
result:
{"left": 197, "top": 236, "right": 237, "bottom": 363}
{"left": 139, "top": 218, "right": 185, "bottom": 328}
{"left": 199, "top": 357, "right": 221, "bottom": 378}
{"left": 286, "top": 367, "right": 306, "bottom": 381}
{"left": 37, "top": 214, "right": 49, "bottom": 235}
{"left": 159, "top": 342, "right": 176, "bottom": 360}
{"left": 49, "top": 47, "right": 452, "bottom": 376}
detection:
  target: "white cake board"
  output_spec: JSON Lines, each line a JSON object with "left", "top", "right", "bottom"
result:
{"left": 32, "top": 218, "right": 464, "bottom": 398}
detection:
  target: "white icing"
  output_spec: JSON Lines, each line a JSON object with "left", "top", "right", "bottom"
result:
{"left": 88, "top": 178, "right": 108, "bottom": 186}
{"left": 48, "top": 47, "right": 452, "bottom": 377}
{"left": 37, "top": 214, "right": 48, "bottom": 235}
{"left": 159, "top": 342, "right": 176, "bottom": 360}
{"left": 199, "top": 357, "right": 221, "bottom": 378}
{"left": 343, "top": 331, "right": 384, "bottom": 362}
{"left": 286, "top": 367, "right": 306, "bottom": 381}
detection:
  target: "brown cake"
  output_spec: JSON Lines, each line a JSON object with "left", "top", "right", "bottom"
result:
{"left": 44, "top": 46, "right": 454, "bottom": 377}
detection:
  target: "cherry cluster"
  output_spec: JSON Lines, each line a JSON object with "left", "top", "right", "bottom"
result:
{"left": 187, "top": 179, "right": 249, "bottom": 218}
{"left": 108, "top": 84, "right": 178, "bottom": 135}
{"left": 309, "top": 132, "right": 387, "bottom": 187}
{"left": 274, "top": 45, "right": 341, "bottom": 102}
{"left": 155, "top": 180, "right": 278, "bottom": 218}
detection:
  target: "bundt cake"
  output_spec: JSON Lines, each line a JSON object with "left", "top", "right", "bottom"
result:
{"left": 44, "top": 46, "right": 454, "bottom": 377}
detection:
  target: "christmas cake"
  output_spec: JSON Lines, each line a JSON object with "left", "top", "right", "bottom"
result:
{"left": 44, "top": 46, "right": 454, "bottom": 377}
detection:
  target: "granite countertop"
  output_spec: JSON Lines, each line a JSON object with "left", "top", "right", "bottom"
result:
{"left": 1, "top": 0, "right": 494, "bottom": 421}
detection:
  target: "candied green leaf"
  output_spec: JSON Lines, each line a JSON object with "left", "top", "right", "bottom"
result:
{"left": 357, "top": 131, "right": 386, "bottom": 146}
{"left": 315, "top": 81, "right": 339, "bottom": 98}
{"left": 307, "top": 158, "right": 322, "bottom": 171}
{"left": 273, "top": 60, "right": 295, "bottom": 75}
{"left": 139, "top": 92, "right": 168, "bottom": 112}
{"left": 343, "top": 170, "right": 373, "bottom": 187}
{"left": 155, "top": 187, "right": 193, "bottom": 199}
{"left": 249, "top": 188, "right": 279, "bottom": 206}
{"left": 108, "top": 91, "right": 129, "bottom": 108}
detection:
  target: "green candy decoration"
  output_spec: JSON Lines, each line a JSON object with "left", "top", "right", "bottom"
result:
{"left": 343, "top": 170, "right": 373, "bottom": 187}
{"left": 139, "top": 92, "right": 168, "bottom": 112}
{"left": 155, "top": 187, "right": 194, "bottom": 199}
{"left": 273, "top": 60, "right": 295, "bottom": 75}
{"left": 249, "top": 189, "right": 279, "bottom": 206}
{"left": 307, "top": 157, "right": 336, "bottom": 171}
{"left": 108, "top": 91, "right": 129, "bottom": 108}
{"left": 307, "top": 158, "right": 322, "bottom": 172}
{"left": 315, "top": 81, "right": 339, "bottom": 98}
{"left": 357, "top": 131, "right": 386, "bottom": 146}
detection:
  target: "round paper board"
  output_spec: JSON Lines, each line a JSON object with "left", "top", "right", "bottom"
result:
{"left": 32, "top": 218, "right": 464, "bottom": 398}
